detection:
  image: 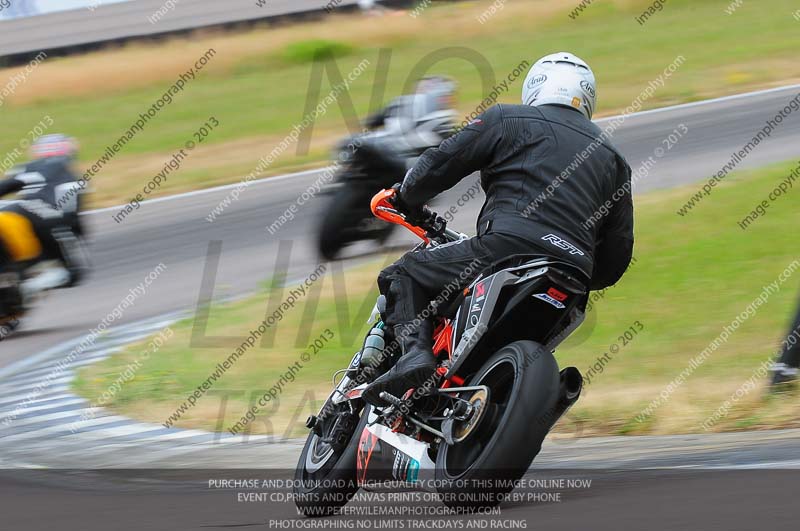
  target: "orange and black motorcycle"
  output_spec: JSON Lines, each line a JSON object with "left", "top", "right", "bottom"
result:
{"left": 295, "top": 188, "right": 588, "bottom": 515}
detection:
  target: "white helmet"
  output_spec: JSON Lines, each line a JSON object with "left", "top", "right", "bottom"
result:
{"left": 522, "top": 52, "right": 596, "bottom": 120}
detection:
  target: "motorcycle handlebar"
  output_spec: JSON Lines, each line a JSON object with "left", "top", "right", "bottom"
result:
{"left": 370, "top": 189, "right": 455, "bottom": 243}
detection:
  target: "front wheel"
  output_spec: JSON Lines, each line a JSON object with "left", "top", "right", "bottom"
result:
{"left": 0, "top": 269, "right": 25, "bottom": 329}
{"left": 293, "top": 403, "right": 371, "bottom": 517}
{"left": 317, "top": 185, "right": 369, "bottom": 261}
{"left": 435, "top": 340, "right": 560, "bottom": 510}
{"left": 317, "top": 185, "right": 394, "bottom": 261}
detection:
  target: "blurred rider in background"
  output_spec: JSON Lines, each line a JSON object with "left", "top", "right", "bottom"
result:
{"left": 770, "top": 296, "right": 800, "bottom": 387}
{"left": 363, "top": 75, "right": 458, "bottom": 169}
{"left": 0, "top": 134, "right": 90, "bottom": 303}
{"left": 315, "top": 76, "right": 458, "bottom": 261}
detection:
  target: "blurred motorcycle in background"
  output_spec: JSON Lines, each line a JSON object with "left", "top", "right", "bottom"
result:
{"left": 316, "top": 76, "right": 458, "bottom": 260}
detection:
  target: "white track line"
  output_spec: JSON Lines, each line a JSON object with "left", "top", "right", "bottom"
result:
{"left": 1, "top": 407, "right": 101, "bottom": 429}
{"left": 594, "top": 82, "right": 800, "bottom": 122}
{"left": 0, "top": 355, "right": 113, "bottom": 387}
{"left": 84, "top": 167, "right": 327, "bottom": 215}
{"left": 0, "top": 377, "right": 73, "bottom": 397}
{"left": 0, "top": 335, "right": 87, "bottom": 381}
{"left": 0, "top": 391, "right": 75, "bottom": 411}
{"left": 0, "top": 415, "right": 130, "bottom": 443}
{"left": 0, "top": 397, "right": 86, "bottom": 416}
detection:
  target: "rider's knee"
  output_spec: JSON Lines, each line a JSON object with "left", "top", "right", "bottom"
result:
{"left": 378, "top": 262, "right": 405, "bottom": 287}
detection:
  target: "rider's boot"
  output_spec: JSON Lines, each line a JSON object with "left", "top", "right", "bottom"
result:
{"left": 53, "top": 228, "right": 92, "bottom": 287}
{"left": 19, "top": 263, "right": 71, "bottom": 304}
{"left": 363, "top": 319, "right": 437, "bottom": 406}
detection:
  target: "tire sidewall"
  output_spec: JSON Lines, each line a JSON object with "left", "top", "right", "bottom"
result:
{"left": 435, "top": 340, "right": 560, "bottom": 504}
{"left": 317, "top": 185, "right": 373, "bottom": 260}
{"left": 293, "top": 404, "right": 371, "bottom": 516}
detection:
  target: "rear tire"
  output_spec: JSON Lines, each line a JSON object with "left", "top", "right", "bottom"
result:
{"left": 435, "top": 340, "right": 560, "bottom": 510}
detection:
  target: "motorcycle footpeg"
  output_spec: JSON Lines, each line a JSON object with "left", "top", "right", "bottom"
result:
{"left": 378, "top": 391, "right": 405, "bottom": 409}
{"left": 306, "top": 415, "right": 324, "bottom": 437}
{"left": 376, "top": 392, "right": 412, "bottom": 426}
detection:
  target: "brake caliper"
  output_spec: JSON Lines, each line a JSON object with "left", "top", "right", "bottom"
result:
{"left": 322, "top": 411, "right": 358, "bottom": 452}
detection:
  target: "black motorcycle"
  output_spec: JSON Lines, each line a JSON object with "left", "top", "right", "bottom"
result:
{"left": 295, "top": 189, "right": 588, "bottom": 515}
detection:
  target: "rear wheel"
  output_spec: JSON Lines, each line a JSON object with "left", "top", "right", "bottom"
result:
{"left": 293, "top": 402, "right": 371, "bottom": 517}
{"left": 435, "top": 340, "right": 560, "bottom": 509}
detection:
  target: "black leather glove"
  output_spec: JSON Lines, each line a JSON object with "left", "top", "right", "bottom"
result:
{"left": 389, "top": 183, "right": 446, "bottom": 236}
{"left": 388, "top": 183, "right": 422, "bottom": 222}
{"left": 387, "top": 183, "right": 418, "bottom": 217}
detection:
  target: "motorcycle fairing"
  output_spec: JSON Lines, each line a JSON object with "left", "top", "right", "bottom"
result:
{"left": 0, "top": 211, "right": 42, "bottom": 262}
{"left": 446, "top": 259, "right": 587, "bottom": 379}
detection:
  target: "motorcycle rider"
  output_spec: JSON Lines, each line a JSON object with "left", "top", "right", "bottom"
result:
{"left": 770, "top": 295, "right": 800, "bottom": 387}
{"left": 362, "top": 75, "right": 459, "bottom": 169}
{"left": 0, "top": 134, "right": 90, "bottom": 305}
{"left": 364, "top": 52, "right": 634, "bottom": 405}
{"left": 316, "top": 76, "right": 459, "bottom": 260}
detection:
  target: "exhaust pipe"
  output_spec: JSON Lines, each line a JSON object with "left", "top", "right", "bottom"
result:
{"left": 541, "top": 367, "right": 583, "bottom": 432}
{"left": 559, "top": 366, "right": 583, "bottom": 402}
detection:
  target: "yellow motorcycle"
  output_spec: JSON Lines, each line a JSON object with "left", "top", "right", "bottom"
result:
{"left": 0, "top": 207, "right": 46, "bottom": 337}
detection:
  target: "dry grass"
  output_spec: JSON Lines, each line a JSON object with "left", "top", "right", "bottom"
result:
{"left": 84, "top": 128, "right": 345, "bottom": 208}
{"left": 0, "top": 0, "right": 566, "bottom": 106}
{"left": 563, "top": 378, "right": 800, "bottom": 438}
{"left": 4, "top": 0, "right": 800, "bottom": 208}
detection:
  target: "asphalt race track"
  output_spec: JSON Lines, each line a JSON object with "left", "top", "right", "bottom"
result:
{"left": 2, "top": 429, "right": 800, "bottom": 530}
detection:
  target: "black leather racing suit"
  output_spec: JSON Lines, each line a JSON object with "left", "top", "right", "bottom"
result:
{"left": 378, "top": 103, "right": 634, "bottom": 346}
{"left": 0, "top": 156, "right": 89, "bottom": 285}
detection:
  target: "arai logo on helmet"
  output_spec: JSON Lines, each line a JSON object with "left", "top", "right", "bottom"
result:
{"left": 580, "top": 80, "right": 596, "bottom": 98}
{"left": 527, "top": 74, "right": 547, "bottom": 88}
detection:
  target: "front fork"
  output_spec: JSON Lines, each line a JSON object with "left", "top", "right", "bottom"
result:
{"left": 306, "top": 320, "right": 388, "bottom": 435}
{"left": 307, "top": 310, "right": 469, "bottom": 444}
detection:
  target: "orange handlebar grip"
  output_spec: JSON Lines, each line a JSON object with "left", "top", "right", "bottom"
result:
{"left": 369, "top": 189, "right": 429, "bottom": 243}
